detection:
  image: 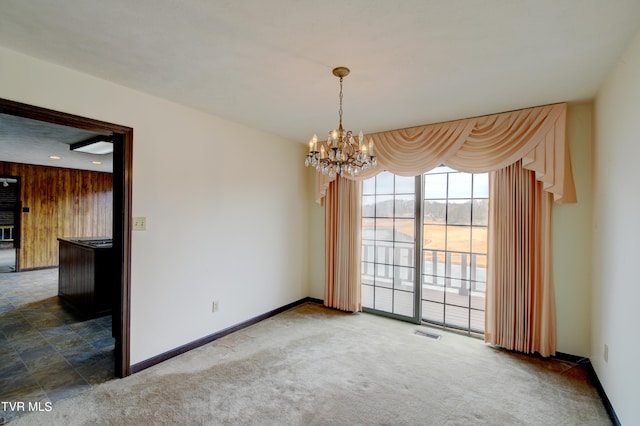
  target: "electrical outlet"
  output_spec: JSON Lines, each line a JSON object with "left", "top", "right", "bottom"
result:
{"left": 133, "top": 217, "right": 146, "bottom": 231}
{"left": 604, "top": 344, "right": 608, "bottom": 363}
{"left": 212, "top": 300, "right": 219, "bottom": 312}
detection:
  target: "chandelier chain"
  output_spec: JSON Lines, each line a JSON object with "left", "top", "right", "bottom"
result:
{"left": 338, "top": 76, "right": 343, "bottom": 131}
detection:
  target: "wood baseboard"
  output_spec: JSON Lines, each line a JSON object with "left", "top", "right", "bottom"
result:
{"left": 583, "top": 360, "right": 621, "bottom": 426}
{"left": 555, "top": 352, "right": 620, "bottom": 425}
{"left": 130, "top": 297, "right": 320, "bottom": 374}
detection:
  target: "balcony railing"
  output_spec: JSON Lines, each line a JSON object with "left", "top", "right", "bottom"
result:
{"left": 362, "top": 241, "right": 485, "bottom": 292}
{"left": 361, "top": 240, "right": 486, "bottom": 332}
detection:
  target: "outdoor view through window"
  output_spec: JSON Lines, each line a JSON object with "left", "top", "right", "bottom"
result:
{"left": 362, "top": 167, "right": 488, "bottom": 334}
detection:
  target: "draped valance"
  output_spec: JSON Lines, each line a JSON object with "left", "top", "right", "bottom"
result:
{"left": 316, "top": 102, "right": 576, "bottom": 204}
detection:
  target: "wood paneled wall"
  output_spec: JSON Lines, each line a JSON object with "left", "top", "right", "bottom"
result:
{"left": 0, "top": 161, "right": 112, "bottom": 270}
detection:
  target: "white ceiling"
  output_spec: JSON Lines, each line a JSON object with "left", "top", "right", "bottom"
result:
{"left": 1, "top": 0, "right": 640, "bottom": 165}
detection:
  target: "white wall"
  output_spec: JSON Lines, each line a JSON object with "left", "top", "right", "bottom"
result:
{"left": 307, "top": 168, "right": 325, "bottom": 300}
{"left": 0, "top": 46, "right": 310, "bottom": 365}
{"left": 593, "top": 29, "right": 640, "bottom": 424}
{"left": 553, "top": 102, "right": 593, "bottom": 357}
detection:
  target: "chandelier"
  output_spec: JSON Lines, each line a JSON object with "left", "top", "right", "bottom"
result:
{"left": 305, "top": 67, "right": 377, "bottom": 177}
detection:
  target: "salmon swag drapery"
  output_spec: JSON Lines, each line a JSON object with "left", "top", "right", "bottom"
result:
{"left": 316, "top": 102, "right": 575, "bottom": 203}
{"left": 320, "top": 102, "right": 574, "bottom": 356}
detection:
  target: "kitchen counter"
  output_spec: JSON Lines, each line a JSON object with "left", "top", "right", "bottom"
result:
{"left": 60, "top": 237, "right": 113, "bottom": 249}
{"left": 58, "top": 237, "right": 114, "bottom": 318}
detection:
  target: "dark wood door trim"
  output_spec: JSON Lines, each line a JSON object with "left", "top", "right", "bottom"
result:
{"left": 0, "top": 98, "right": 133, "bottom": 377}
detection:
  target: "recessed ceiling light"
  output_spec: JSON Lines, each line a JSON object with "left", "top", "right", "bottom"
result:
{"left": 92, "top": 161, "right": 102, "bottom": 165}
{"left": 49, "top": 155, "right": 61, "bottom": 160}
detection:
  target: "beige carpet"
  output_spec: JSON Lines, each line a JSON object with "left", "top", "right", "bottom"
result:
{"left": 10, "top": 303, "right": 610, "bottom": 425}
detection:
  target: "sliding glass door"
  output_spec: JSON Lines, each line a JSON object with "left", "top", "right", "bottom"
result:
{"left": 421, "top": 167, "right": 488, "bottom": 333}
{"left": 361, "top": 168, "right": 488, "bottom": 334}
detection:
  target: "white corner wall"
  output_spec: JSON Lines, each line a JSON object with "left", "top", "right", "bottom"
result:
{"left": 553, "top": 102, "right": 593, "bottom": 357}
{"left": 593, "top": 29, "right": 640, "bottom": 424}
{"left": 0, "top": 46, "right": 310, "bottom": 365}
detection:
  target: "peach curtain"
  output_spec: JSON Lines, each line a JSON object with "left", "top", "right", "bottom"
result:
{"left": 316, "top": 103, "right": 575, "bottom": 204}
{"left": 485, "top": 162, "right": 556, "bottom": 356}
{"left": 324, "top": 175, "right": 362, "bottom": 312}
{"left": 319, "top": 103, "right": 573, "bottom": 355}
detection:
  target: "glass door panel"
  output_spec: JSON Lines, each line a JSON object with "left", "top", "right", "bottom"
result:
{"left": 361, "top": 172, "right": 417, "bottom": 321}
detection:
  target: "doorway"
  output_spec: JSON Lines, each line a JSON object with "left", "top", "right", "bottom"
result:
{"left": 0, "top": 175, "right": 20, "bottom": 273}
{"left": 0, "top": 98, "right": 133, "bottom": 377}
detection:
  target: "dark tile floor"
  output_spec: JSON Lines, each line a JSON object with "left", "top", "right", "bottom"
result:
{"left": 0, "top": 268, "right": 115, "bottom": 423}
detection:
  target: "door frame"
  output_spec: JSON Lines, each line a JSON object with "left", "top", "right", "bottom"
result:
{"left": 0, "top": 98, "right": 133, "bottom": 377}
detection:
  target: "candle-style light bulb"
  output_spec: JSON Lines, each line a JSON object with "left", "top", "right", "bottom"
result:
{"left": 369, "top": 138, "right": 374, "bottom": 155}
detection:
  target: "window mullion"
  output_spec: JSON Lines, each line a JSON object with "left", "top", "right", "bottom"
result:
{"left": 414, "top": 174, "right": 422, "bottom": 324}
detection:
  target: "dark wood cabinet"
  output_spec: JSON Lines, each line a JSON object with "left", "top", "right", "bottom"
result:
{"left": 58, "top": 237, "right": 114, "bottom": 318}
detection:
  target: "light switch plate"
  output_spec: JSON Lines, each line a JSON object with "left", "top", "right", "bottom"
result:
{"left": 133, "top": 217, "right": 146, "bottom": 231}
